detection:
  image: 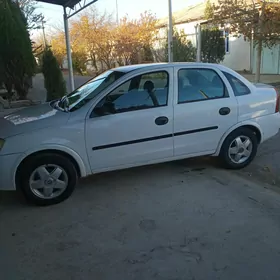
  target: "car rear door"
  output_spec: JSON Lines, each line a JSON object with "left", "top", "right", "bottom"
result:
{"left": 173, "top": 65, "right": 238, "bottom": 157}
{"left": 85, "top": 67, "right": 174, "bottom": 172}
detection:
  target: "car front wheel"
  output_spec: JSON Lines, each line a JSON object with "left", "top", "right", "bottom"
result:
{"left": 17, "top": 153, "right": 78, "bottom": 206}
{"left": 219, "top": 127, "right": 258, "bottom": 169}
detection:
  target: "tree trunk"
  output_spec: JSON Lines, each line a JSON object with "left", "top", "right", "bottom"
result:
{"left": 90, "top": 53, "right": 98, "bottom": 73}
{"left": 4, "top": 79, "right": 13, "bottom": 101}
{"left": 255, "top": 2, "right": 265, "bottom": 83}
{"left": 14, "top": 77, "right": 29, "bottom": 100}
{"left": 255, "top": 39, "right": 262, "bottom": 83}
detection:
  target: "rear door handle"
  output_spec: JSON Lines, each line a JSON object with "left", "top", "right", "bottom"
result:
{"left": 155, "top": 116, "right": 169, "bottom": 126}
{"left": 219, "top": 107, "right": 231, "bottom": 115}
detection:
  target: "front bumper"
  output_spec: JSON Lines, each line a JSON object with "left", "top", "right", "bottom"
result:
{"left": 0, "top": 153, "right": 22, "bottom": 191}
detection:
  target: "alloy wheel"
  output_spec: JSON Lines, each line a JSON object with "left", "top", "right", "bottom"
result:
{"left": 29, "top": 164, "right": 68, "bottom": 199}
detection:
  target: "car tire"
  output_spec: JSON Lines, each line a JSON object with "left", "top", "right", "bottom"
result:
{"left": 219, "top": 127, "right": 258, "bottom": 169}
{"left": 17, "top": 153, "right": 78, "bottom": 206}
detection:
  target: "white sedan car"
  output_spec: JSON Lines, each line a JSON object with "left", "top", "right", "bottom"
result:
{"left": 0, "top": 63, "right": 279, "bottom": 205}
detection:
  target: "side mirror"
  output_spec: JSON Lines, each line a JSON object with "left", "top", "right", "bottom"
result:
{"left": 61, "top": 96, "right": 70, "bottom": 111}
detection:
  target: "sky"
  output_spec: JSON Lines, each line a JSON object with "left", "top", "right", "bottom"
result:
{"left": 34, "top": 0, "right": 202, "bottom": 36}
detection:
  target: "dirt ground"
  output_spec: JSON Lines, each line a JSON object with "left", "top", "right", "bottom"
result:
{"left": 1, "top": 158, "right": 280, "bottom": 280}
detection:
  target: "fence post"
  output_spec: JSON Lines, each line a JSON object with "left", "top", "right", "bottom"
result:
{"left": 168, "top": 0, "right": 173, "bottom": 62}
{"left": 196, "top": 24, "right": 201, "bottom": 62}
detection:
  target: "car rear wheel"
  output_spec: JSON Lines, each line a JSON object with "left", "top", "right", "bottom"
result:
{"left": 18, "top": 153, "right": 78, "bottom": 206}
{"left": 219, "top": 128, "right": 258, "bottom": 169}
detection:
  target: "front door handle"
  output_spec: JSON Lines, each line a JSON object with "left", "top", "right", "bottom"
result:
{"left": 219, "top": 107, "right": 231, "bottom": 115}
{"left": 155, "top": 116, "right": 169, "bottom": 126}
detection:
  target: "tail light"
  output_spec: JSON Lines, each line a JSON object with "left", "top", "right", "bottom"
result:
{"left": 275, "top": 88, "right": 280, "bottom": 113}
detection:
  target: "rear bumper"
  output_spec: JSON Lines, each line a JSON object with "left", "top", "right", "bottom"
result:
{"left": 256, "top": 113, "right": 280, "bottom": 143}
{"left": 0, "top": 153, "right": 22, "bottom": 191}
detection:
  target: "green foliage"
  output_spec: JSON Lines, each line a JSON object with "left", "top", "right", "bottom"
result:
{"left": 208, "top": 0, "right": 280, "bottom": 81}
{"left": 141, "top": 45, "right": 154, "bottom": 62}
{"left": 0, "top": 0, "right": 36, "bottom": 99}
{"left": 17, "top": 0, "right": 44, "bottom": 30}
{"left": 42, "top": 48, "right": 67, "bottom": 101}
{"left": 204, "top": 0, "right": 214, "bottom": 20}
{"left": 201, "top": 27, "right": 225, "bottom": 63}
{"left": 72, "top": 51, "right": 87, "bottom": 75}
{"left": 165, "top": 28, "right": 196, "bottom": 62}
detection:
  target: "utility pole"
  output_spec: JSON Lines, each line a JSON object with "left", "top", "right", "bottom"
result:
{"left": 63, "top": 7, "right": 75, "bottom": 91}
{"left": 41, "top": 19, "right": 47, "bottom": 48}
{"left": 168, "top": 0, "right": 173, "bottom": 62}
{"left": 196, "top": 24, "right": 201, "bottom": 62}
{"left": 116, "top": 0, "right": 119, "bottom": 24}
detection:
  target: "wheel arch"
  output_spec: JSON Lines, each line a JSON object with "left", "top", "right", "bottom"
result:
{"left": 15, "top": 146, "right": 88, "bottom": 187}
{"left": 213, "top": 122, "right": 262, "bottom": 156}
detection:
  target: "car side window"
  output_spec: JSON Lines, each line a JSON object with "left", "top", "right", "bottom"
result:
{"left": 178, "top": 68, "right": 227, "bottom": 104}
{"left": 222, "top": 71, "right": 250, "bottom": 96}
{"left": 93, "top": 71, "right": 169, "bottom": 116}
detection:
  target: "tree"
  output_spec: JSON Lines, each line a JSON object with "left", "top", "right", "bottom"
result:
{"left": 0, "top": 0, "right": 36, "bottom": 99}
{"left": 141, "top": 45, "right": 154, "bottom": 62}
{"left": 204, "top": 0, "right": 214, "bottom": 19}
{"left": 49, "top": 9, "right": 158, "bottom": 76}
{"left": 114, "top": 11, "right": 158, "bottom": 65}
{"left": 165, "top": 28, "right": 196, "bottom": 62}
{"left": 50, "top": 31, "right": 66, "bottom": 68}
{"left": 201, "top": 27, "right": 225, "bottom": 63}
{"left": 202, "top": 1, "right": 225, "bottom": 63}
{"left": 42, "top": 48, "right": 66, "bottom": 101}
{"left": 17, "top": 0, "right": 44, "bottom": 30}
{"left": 32, "top": 34, "right": 46, "bottom": 72}
{"left": 70, "top": 8, "right": 115, "bottom": 73}
{"left": 208, "top": 0, "right": 280, "bottom": 82}
{"left": 50, "top": 30, "right": 88, "bottom": 75}
{"left": 72, "top": 51, "right": 87, "bottom": 75}
{"left": 136, "top": 11, "right": 158, "bottom": 62}
{"left": 114, "top": 17, "right": 140, "bottom": 65}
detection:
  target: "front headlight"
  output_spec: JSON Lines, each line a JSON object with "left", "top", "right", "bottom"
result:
{"left": 0, "top": 139, "right": 5, "bottom": 151}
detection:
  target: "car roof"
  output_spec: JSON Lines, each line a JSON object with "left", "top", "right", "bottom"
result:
{"left": 112, "top": 63, "right": 167, "bottom": 73}
{"left": 112, "top": 62, "right": 231, "bottom": 73}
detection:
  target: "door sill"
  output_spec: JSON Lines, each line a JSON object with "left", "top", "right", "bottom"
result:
{"left": 90, "top": 150, "right": 215, "bottom": 175}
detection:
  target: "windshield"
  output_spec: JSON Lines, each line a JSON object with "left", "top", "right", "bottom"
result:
{"left": 65, "top": 70, "right": 127, "bottom": 111}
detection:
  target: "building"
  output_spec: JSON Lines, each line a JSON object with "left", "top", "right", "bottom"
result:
{"left": 157, "top": 0, "right": 280, "bottom": 74}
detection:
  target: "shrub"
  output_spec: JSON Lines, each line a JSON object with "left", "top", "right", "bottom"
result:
{"left": 42, "top": 48, "right": 67, "bottom": 102}
{"left": 201, "top": 27, "right": 225, "bottom": 63}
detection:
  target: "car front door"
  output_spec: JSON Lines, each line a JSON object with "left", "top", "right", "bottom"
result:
{"left": 173, "top": 66, "right": 238, "bottom": 157}
{"left": 85, "top": 68, "right": 174, "bottom": 172}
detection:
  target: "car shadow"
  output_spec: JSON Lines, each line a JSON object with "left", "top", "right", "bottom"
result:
{"left": 0, "top": 156, "right": 220, "bottom": 207}
{"left": 0, "top": 190, "right": 28, "bottom": 208}
{"left": 78, "top": 156, "right": 220, "bottom": 192}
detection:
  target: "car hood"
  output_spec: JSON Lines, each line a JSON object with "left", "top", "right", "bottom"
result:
{"left": 0, "top": 103, "right": 70, "bottom": 138}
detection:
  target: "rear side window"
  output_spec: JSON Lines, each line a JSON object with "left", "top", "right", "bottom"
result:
{"left": 222, "top": 72, "right": 250, "bottom": 96}
{"left": 178, "top": 68, "right": 227, "bottom": 103}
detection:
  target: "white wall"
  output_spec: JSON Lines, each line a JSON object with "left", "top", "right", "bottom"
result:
{"left": 156, "top": 20, "right": 201, "bottom": 46}
{"left": 252, "top": 44, "right": 280, "bottom": 74}
{"left": 156, "top": 22, "right": 251, "bottom": 71}
{"left": 174, "top": 21, "right": 201, "bottom": 46}
{"left": 221, "top": 36, "right": 251, "bottom": 71}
